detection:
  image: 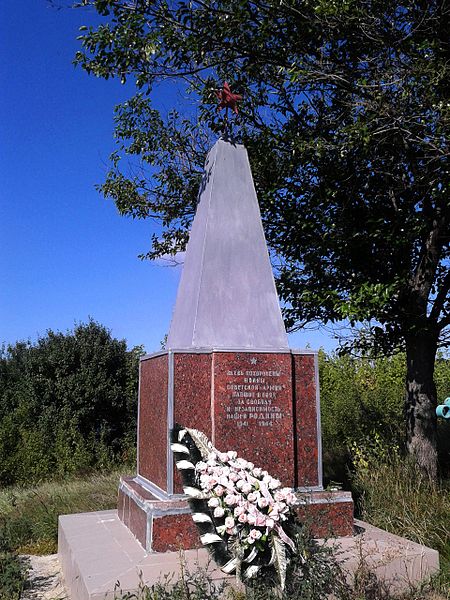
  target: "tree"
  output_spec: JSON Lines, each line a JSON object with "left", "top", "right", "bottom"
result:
{"left": 74, "top": 0, "right": 450, "bottom": 479}
{"left": 0, "top": 321, "right": 141, "bottom": 484}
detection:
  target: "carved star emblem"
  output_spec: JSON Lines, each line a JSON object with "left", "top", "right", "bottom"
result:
{"left": 250, "top": 357, "right": 257, "bottom": 365}
{"left": 215, "top": 81, "right": 242, "bottom": 115}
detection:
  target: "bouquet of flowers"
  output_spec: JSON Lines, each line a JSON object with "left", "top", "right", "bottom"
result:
{"left": 171, "top": 424, "right": 300, "bottom": 589}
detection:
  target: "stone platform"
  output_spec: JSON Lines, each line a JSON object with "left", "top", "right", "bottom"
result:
{"left": 59, "top": 510, "right": 440, "bottom": 600}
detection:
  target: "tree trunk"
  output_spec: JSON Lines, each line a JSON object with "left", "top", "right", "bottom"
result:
{"left": 404, "top": 333, "right": 438, "bottom": 482}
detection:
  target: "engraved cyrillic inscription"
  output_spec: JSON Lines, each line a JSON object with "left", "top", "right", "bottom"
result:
{"left": 224, "top": 367, "right": 285, "bottom": 428}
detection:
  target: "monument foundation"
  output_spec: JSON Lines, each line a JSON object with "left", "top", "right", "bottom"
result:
{"left": 118, "top": 348, "right": 354, "bottom": 551}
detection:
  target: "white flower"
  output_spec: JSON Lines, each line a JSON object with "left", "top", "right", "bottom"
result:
{"left": 252, "top": 467, "right": 262, "bottom": 477}
{"left": 247, "top": 514, "right": 256, "bottom": 525}
{"left": 238, "top": 513, "right": 247, "bottom": 523}
{"left": 218, "top": 452, "right": 229, "bottom": 462}
{"left": 208, "top": 497, "right": 220, "bottom": 508}
{"left": 266, "top": 518, "right": 275, "bottom": 529}
{"left": 227, "top": 450, "right": 237, "bottom": 460}
{"left": 214, "top": 506, "right": 225, "bottom": 518}
{"left": 247, "top": 492, "right": 258, "bottom": 502}
{"left": 268, "top": 478, "right": 281, "bottom": 490}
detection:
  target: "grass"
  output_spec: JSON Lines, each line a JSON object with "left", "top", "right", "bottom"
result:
{"left": 351, "top": 450, "right": 450, "bottom": 583}
{"left": 0, "top": 468, "right": 131, "bottom": 555}
{"left": 0, "top": 455, "right": 449, "bottom": 600}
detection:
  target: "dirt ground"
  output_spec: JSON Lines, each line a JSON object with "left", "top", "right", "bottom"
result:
{"left": 21, "top": 554, "right": 67, "bottom": 600}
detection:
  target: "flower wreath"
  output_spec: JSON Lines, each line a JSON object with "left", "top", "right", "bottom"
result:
{"left": 171, "top": 424, "right": 301, "bottom": 589}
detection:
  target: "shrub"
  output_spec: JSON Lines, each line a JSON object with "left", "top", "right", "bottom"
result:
{"left": 0, "top": 321, "right": 142, "bottom": 485}
{"left": 0, "top": 553, "right": 28, "bottom": 600}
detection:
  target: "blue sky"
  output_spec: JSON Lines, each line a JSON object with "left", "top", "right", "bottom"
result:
{"left": 1, "top": 1, "right": 337, "bottom": 354}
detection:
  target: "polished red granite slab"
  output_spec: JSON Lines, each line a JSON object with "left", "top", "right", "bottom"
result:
{"left": 152, "top": 514, "right": 202, "bottom": 553}
{"left": 213, "top": 352, "right": 295, "bottom": 486}
{"left": 118, "top": 477, "right": 353, "bottom": 551}
{"left": 129, "top": 494, "right": 147, "bottom": 548}
{"left": 173, "top": 353, "right": 213, "bottom": 493}
{"left": 296, "top": 491, "right": 354, "bottom": 537}
{"left": 138, "top": 355, "right": 168, "bottom": 491}
{"left": 293, "top": 354, "right": 320, "bottom": 487}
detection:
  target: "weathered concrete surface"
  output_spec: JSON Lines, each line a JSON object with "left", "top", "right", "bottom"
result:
{"left": 59, "top": 511, "right": 440, "bottom": 600}
{"left": 58, "top": 511, "right": 225, "bottom": 600}
{"left": 331, "top": 519, "right": 440, "bottom": 593}
{"left": 167, "top": 138, "right": 288, "bottom": 351}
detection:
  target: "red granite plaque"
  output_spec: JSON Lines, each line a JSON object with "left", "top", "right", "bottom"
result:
{"left": 213, "top": 352, "right": 295, "bottom": 486}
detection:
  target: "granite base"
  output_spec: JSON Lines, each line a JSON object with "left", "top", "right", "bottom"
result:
{"left": 118, "top": 476, "right": 354, "bottom": 552}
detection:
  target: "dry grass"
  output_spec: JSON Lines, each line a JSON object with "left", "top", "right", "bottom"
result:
{"left": 0, "top": 468, "right": 130, "bottom": 554}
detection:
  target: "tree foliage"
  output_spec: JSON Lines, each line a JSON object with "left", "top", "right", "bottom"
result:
{"left": 74, "top": 0, "right": 450, "bottom": 477}
{"left": 0, "top": 321, "right": 141, "bottom": 485}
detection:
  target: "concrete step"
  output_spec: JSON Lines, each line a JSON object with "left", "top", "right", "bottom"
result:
{"left": 58, "top": 510, "right": 440, "bottom": 600}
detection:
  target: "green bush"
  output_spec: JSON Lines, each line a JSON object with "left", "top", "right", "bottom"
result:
{"left": 319, "top": 350, "right": 450, "bottom": 483}
{"left": 0, "top": 321, "right": 142, "bottom": 486}
{"left": 0, "top": 553, "right": 28, "bottom": 600}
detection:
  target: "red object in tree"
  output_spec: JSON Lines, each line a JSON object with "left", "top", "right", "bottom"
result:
{"left": 215, "top": 81, "right": 242, "bottom": 114}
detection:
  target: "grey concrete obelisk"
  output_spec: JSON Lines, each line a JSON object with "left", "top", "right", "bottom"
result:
{"left": 167, "top": 138, "right": 289, "bottom": 350}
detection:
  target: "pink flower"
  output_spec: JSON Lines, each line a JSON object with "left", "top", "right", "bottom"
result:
{"left": 266, "top": 518, "right": 275, "bottom": 529}
{"left": 224, "top": 516, "right": 235, "bottom": 529}
{"left": 236, "top": 480, "right": 246, "bottom": 490}
{"left": 274, "top": 490, "right": 286, "bottom": 502}
{"left": 234, "top": 506, "right": 245, "bottom": 517}
{"left": 242, "top": 483, "right": 252, "bottom": 494}
{"left": 224, "top": 494, "right": 238, "bottom": 506}
{"left": 238, "top": 513, "right": 247, "bottom": 523}
{"left": 247, "top": 514, "right": 256, "bottom": 525}
{"left": 214, "top": 506, "right": 225, "bottom": 518}
{"left": 227, "top": 451, "right": 237, "bottom": 460}
{"left": 257, "top": 497, "right": 269, "bottom": 509}
{"left": 247, "top": 492, "right": 258, "bottom": 502}
{"left": 218, "top": 452, "right": 229, "bottom": 462}
{"left": 252, "top": 467, "right": 262, "bottom": 477}
{"left": 208, "top": 497, "right": 220, "bottom": 508}
{"left": 255, "top": 513, "right": 266, "bottom": 527}
{"left": 286, "top": 492, "right": 297, "bottom": 506}
{"left": 229, "top": 472, "right": 239, "bottom": 482}
{"left": 249, "top": 529, "right": 262, "bottom": 540}
{"left": 215, "top": 485, "right": 225, "bottom": 497}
